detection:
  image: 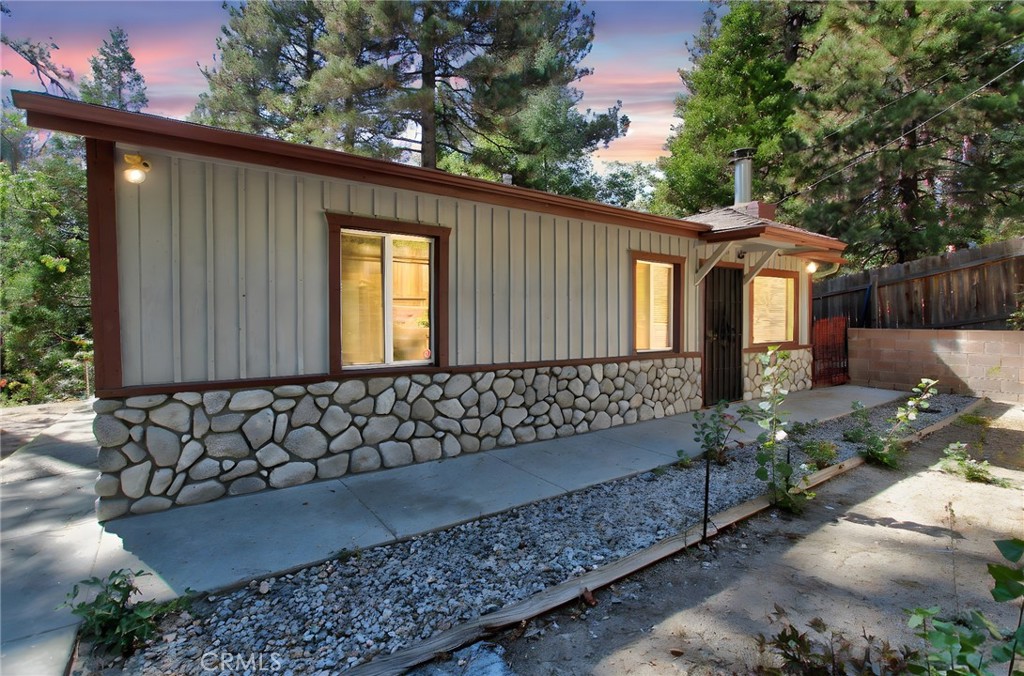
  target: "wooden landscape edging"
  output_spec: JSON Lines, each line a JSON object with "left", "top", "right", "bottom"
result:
{"left": 349, "top": 395, "right": 989, "bottom": 676}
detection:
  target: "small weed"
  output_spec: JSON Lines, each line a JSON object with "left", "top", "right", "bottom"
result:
{"left": 756, "top": 539, "right": 1024, "bottom": 675}
{"left": 958, "top": 413, "right": 992, "bottom": 427}
{"left": 675, "top": 456, "right": 694, "bottom": 470}
{"left": 787, "top": 419, "right": 818, "bottom": 442}
{"left": 941, "top": 442, "right": 1011, "bottom": 487}
{"left": 62, "top": 569, "right": 190, "bottom": 657}
{"left": 842, "top": 401, "right": 873, "bottom": 443}
{"left": 800, "top": 440, "right": 837, "bottom": 470}
{"left": 336, "top": 546, "right": 365, "bottom": 563}
{"left": 754, "top": 604, "right": 917, "bottom": 674}
{"left": 652, "top": 465, "right": 669, "bottom": 477}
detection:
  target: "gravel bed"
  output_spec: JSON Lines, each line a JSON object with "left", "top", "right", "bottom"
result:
{"left": 116, "top": 393, "right": 976, "bottom": 676}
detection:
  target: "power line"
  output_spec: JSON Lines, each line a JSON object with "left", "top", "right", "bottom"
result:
{"left": 778, "top": 54, "right": 1024, "bottom": 205}
{"left": 792, "top": 31, "right": 1024, "bottom": 156}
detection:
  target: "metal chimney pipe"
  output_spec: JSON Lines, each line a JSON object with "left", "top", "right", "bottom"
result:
{"left": 730, "top": 147, "right": 754, "bottom": 205}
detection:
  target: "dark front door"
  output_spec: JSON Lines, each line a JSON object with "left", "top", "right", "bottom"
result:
{"left": 704, "top": 266, "right": 743, "bottom": 403}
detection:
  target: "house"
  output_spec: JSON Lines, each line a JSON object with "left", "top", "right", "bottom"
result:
{"left": 13, "top": 92, "right": 846, "bottom": 520}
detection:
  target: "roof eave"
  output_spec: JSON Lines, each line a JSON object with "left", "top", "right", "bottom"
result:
{"left": 14, "top": 91, "right": 708, "bottom": 238}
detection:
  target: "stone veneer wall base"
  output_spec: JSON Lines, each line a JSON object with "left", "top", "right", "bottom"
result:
{"left": 742, "top": 347, "right": 813, "bottom": 400}
{"left": 93, "top": 358, "right": 703, "bottom": 520}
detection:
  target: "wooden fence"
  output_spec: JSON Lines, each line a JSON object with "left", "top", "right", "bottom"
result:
{"left": 812, "top": 237, "right": 1024, "bottom": 329}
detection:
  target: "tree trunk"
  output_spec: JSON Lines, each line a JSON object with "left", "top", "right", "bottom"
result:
{"left": 420, "top": 46, "right": 437, "bottom": 169}
{"left": 419, "top": 5, "right": 437, "bottom": 169}
{"left": 896, "top": 125, "right": 920, "bottom": 264}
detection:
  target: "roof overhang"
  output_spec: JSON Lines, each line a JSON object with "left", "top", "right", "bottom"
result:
{"left": 699, "top": 224, "right": 846, "bottom": 265}
{"left": 13, "top": 90, "right": 707, "bottom": 238}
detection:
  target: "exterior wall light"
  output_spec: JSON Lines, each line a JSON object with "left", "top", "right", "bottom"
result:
{"left": 806, "top": 261, "right": 819, "bottom": 274}
{"left": 124, "top": 154, "right": 150, "bottom": 184}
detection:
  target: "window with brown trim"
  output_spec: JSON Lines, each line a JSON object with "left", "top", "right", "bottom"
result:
{"left": 631, "top": 252, "right": 683, "bottom": 354}
{"left": 326, "top": 213, "right": 449, "bottom": 372}
{"left": 750, "top": 269, "right": 797, "bottom": 346}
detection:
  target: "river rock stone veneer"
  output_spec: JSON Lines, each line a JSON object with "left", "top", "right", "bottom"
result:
{"left": 93, "top": 358, "right": 703, "bottom": 520}
{"left": 742, "top": 347, "right": 812, "bottom": 400}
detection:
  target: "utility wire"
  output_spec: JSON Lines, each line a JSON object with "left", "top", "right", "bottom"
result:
{"left": 792, "top": 31, "right": 1024, "bottom": 155}
{"left": 777, "top": 54, "right": 1024, "bottom": 205}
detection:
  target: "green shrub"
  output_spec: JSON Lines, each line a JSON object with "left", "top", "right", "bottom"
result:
{"left": 801, "top": 440, "right": 838, "bottom": 470}
{"left": 62, "top": 569, "right": 189, "bottom": 657}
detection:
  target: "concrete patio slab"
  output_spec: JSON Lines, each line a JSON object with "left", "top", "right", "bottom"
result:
{"left": 490, "top": 435, "right": 671, "bottom": 492}
{"left": 592, "top": 416, "right": 707, "bottom": 459}
{"left": 0, "top": 625, "right": 79, "bottom": 676}
{"left": 340, "top": 453, "right": 565, "bottom": 539}
{"left": 1, "top": 518, "right": 102, "bottom": 643}
{"left": 105, "top": 479, "right": 395, "bottom": 594}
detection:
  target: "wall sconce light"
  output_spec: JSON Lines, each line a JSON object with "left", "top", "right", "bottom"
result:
{"left": 736, "top": 250, "right": 746, "bottom": 260}
{"left": 806, "top": 261, "right": 819, "bottom": 274}
{"left": 123, "top": 154, "right": 150, "bottom": 184}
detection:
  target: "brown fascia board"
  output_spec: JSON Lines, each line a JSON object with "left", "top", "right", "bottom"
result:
{"left": 14, "top": 91, "right": 708, "bottom": 238}
{"left": 700, "top": 224, "right": 846, "bottom": 252}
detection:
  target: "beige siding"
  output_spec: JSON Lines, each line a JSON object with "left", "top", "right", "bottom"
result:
{"left": 122, "top": 147, "right": 824, "bottom": 386}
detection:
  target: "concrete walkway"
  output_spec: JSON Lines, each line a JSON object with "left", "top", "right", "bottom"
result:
{"left": 0, "top": 385, "right": 904, "bottom": 676}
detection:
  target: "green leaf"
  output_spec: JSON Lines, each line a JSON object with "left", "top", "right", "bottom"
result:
{"left": 755, "top": 467, "right": 769, "bottom": 481}
{"left": 996, "top": 539, "right": 1024, "bottom": 564}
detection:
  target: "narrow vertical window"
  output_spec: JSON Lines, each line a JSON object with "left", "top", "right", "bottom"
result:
{"left": 635, "top": 259, "right": 675, "bottom": 352}
{"left": 341, "top": 231, "right": 433, "bottom": 366}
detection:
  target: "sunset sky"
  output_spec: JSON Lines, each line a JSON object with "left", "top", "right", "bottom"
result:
{"left": 1, "top": 0, "right": 711, "bottom": 170}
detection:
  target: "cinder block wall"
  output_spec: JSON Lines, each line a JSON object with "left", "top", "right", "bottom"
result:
{"left": 848, "top": 329, "right": 1023, "bottom": 403}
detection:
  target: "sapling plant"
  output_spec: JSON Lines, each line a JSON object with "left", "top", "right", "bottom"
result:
{"left": 688, "top": 399, "right": 751, "bottom": 540}
{"left": 860, "top": 378, "right": 938, "bottom": 468}
{"left": 743, "top": 346, "right": 812, "bottom": 513}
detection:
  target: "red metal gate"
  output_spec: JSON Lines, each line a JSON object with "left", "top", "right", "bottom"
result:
{"left": 812, "top": 316, "right": 849, "bottom": 387}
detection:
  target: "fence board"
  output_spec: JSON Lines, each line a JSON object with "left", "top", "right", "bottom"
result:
{"left": 813, "top": 238, "right": 1023, "bottom": 329}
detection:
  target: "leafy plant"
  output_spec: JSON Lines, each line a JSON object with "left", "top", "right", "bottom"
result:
{"left": 842, "top": 401, "right": 873, "bottom": 443}
{"left": 690, "top": 399, "right": 753, "bottom": 539}
{"left": 942, "top": 442, "right": 1012, "bottom": 488}
{"left": 62, "top": 569, "right": 189, "bottom": 657}
{"left": 742, "top": 346, "right": 812, "bottom": 513}
{"left": 755, "top": 604, "right": 917, "bottom": 674}
{"left": 689, "top": 399, "right": 748, "bottom": 467}
{"left": 860, "top": 379, "right": 938, "bottom": 468}
{"left": 801, "top": 440, "right": 838, "bottom": 470}
{"left": 907, "top": 538, "right": 1024, "bottom": 675}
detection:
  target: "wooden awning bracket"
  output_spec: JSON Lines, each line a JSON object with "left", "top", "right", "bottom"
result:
{"left": 693, "top": 243, "right": 731, "bottom": 285}
{"left": 743, "top": 247, "right": 780, "bottom": 285}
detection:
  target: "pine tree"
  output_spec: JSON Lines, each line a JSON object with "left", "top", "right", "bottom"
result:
{"left": 193, "top": 1, "right": 326, "bottom": 140}
{"left": 196, "top": 0, "right": 624, "bottom": 182}
{"left": 787, "top": 1, "right": 1024, "bottom": 265}
{"left": 79, "top": 27, "right": 148, "bottom": 111}
{"left": 655, "top": 1, "right": 818, "bottom": 216}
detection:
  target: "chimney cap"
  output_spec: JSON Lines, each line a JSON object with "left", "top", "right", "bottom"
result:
{"left": 729, "top": 147, "right": 755, "bottom": 163}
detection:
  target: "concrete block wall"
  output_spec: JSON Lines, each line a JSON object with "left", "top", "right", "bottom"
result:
{"left": 848, "top": 329, "right": 1023, "bottom": 403}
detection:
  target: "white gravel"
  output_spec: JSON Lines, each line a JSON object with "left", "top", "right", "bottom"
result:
{"left": 116, "top": 393, "right": 976, "bottom": 676}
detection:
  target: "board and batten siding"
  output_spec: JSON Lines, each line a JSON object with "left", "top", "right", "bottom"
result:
{"left": 115, "top": 147, "right": 804, "bottom": 387}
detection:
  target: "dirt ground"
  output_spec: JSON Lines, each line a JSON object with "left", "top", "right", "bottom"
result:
{"left": 499, "top": 400, "right": 1024, "bottom": 675}
{"left": 0, "top": 399, "right": 90, "bottom": 459}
